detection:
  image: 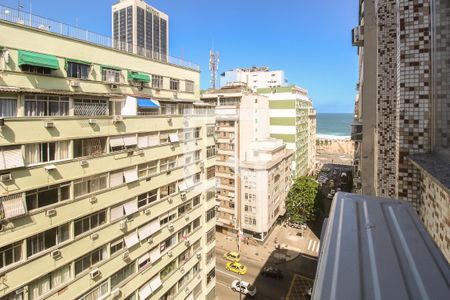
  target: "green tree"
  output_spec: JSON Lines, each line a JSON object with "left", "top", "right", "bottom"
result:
{"left": 286, "top": 176, "right": 319, "bottom": 224}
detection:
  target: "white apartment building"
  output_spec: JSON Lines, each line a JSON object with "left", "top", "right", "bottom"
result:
{"left": 220, "top": 67, "right": 287, "bottom": 91}
{"left": 240, "top": 139, "right": 293, "bottom": 241}
{"left": 112, "top": 0, "right": 169, "bottom": 59}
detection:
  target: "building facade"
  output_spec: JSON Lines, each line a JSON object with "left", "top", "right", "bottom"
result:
{"left": 352, "top": 0, "right": 450, "bottom": 262}
{"left": 240, "top": 139, "right": 293, "bottom": 241}
{"left": 219, "top": 67, "right": 286, "bottom": 91}
{"left": 0, "top": 5, "right": 216, "bottom": 300}
{"left": 201, "top": 85, "right": 270, "bottom": 237}
{"left": 112, "top": 0, "right": 169, "bottom": 60}
{"left": 258, "top": 86, "right": 316, "bottom": 177}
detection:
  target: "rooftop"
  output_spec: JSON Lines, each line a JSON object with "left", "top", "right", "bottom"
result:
{"left": 409, "top": 153, "right": 450, "bottom": 192}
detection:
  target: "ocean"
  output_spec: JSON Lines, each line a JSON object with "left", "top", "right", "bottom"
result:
{"left": 316, "top": 113, "right": 353, "bottom": 138}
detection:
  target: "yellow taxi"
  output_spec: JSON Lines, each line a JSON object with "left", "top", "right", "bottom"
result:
{"left": 225, "top": 262, "right": 247, "bottom": 275}
{"left": 224, "top": 251, "right": 241, "bottom": 262}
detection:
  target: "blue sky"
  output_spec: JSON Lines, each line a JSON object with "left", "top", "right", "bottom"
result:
{"left": 1, "top": 0, "right": 358, "bottom": 113}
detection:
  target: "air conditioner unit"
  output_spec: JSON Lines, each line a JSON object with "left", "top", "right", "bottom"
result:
{"left": 352, "top": 25, "right": 364, "bottom": 47}
{"left": 144, "top": 208, "right": 151, "bottom": 215}
{"left": 69, "top": 80, "right": 80, "bottom": 87}
{"left": 196, "top": 252, "right": 201, "bottom": 259}
{"left": 180, "top": 192, "right": 187, "bottom": 200}
{"left": 184, "top": 215, "right": 189, "bottom": 221}
{"left": 79, "top": 160, "right": 88, "bottom": 166}
{"left": 184, "top": 239, "right": 190, "bottom": 246}
{"left": 90, "top": 233, "right": 99, "bottom": 240}
{"left": 167, "top": 197, "right": 173, "bottom": 204}
{"left": 122, "top": 251, "right": 130, "bottom": 260}
{"left": 45, "top": 209, "right": 57, "bottom": 217}
{"left": 110, "top": 84, "right": 119, "bottom": 89}
{"left": 167, "top": 251, "right": 173, "bottom": 257}
{"left": 0, "top": 118, "right": 5, "bottom": 127}
{"left": 89, "top": 269, "right": 101, "bottom": 279}
{"left": 88, "top": 119, "right": 97, "bottom": 125}
{"left": 0, "top": 173, "right": 12, "bottom": 182}
{"left": 168, "top": 223, "right": 174, "bottom": 231}
{"left": 50, "top": 249, "right": 61, "bottom": 259}
{"left": 147, "top": 237, "right": 153, "bottom": 244}
{"left": 44, "top": 121, "right": 55, "bottom": 128}
{"left": 44, "top": 164, "right": 57, "bottom": 172}
{"left": 111, "top": 288, "right": 121, "bottom": 298}
{"left": 119, "top": 220, "right": 127, "bottom": 230}
{"left": 89, "top": 197, "right": 97, "bottom": 204}
{"left": 113, "top": 115, "right": 123, "bottom": 123}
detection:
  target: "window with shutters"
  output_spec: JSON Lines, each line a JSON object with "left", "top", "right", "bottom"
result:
{"left": 74, "top": 210, "right": 106, "bottom": 236}
{"left": 137, "top": 132, "right": 159, "bottom": 148}
{"left": 159, "top": 131, "right": 169, "bottom": 144}
{"left": 151, "top": 75, "right": 163, "bottom": 88}
{"left": 27, "top": 224, "right": 70, "bottom": 257}
{"left": 207, "top": 145, "right": 216, "bottom": 158}
{"left": 74, "top": 246, "right": 107, "bottom": 276}
{"left": 137, "top": 189, "right": 158, "bottom": 208}
{"left": 25, "top": 141, "right": 70, "bottom": 164}
{"left": 0, "top": 146, "right": 24, "bottom": 170}
{"left": 74, "top": 173, "right": 108, "bottom": 198}
{"left": 109, "top": 134, "right": 137, "bottom": 152}
{"left": 138, "top": 160, "right": 158, "bottom": 178}
{"left": 0, "top": 242, "right": 22, "bottom": 270}
{"left": 0, "top": 193, "right": 26, "bottom": 220}
{"left": 74, "top": 137, "right": 107, "bottom": 157}
{"left": 102, "top": 68, "right": 121, "bottom": 83}
{"left": 169, "top": 78, "right": 179, "bottom": 91}
{"left": 185, "top": 80, "right": 194, "bottom": 93}
{"left": 26, "top": 183, "right": 70, "bottom": 211}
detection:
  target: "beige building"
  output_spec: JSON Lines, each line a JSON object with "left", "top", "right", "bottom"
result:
{"left": 240, "top": 139, "right": 293, "bottom": 241}
{"left": 0, "top": 4, "right": 216, "bottom": 300}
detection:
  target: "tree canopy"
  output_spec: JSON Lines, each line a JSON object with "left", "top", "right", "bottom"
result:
{"left": 286, "top": 176, "right": 319, "bottom": 224}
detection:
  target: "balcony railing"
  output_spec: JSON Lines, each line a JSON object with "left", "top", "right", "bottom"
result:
{"left": 0, "top": 5, "right": 200, "bottom": 71}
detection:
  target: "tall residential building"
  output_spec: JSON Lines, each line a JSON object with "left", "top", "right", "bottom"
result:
{"left": 201, "top": 85, "right": 293, "bottom": 240}
{"left": 112, "top": 0, "right": 169, "bottom": 60}
{"left": 219, "top": 67, "right": 287, "bottom": 91}
{"left": 352, "top": 0, "right": 450, "bottom": 262}
{"left": 0, "top": 5, "right": 216, "bottom": 300}
{"left": 258, "top": 86, "right": 316, "bottom": 177}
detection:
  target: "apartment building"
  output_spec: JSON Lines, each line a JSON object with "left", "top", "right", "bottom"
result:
{"left": 0, "top": 5, "right": 216, "bottom": 300}
{"left": 258, "top": 86, "right": 316, "bottom": 177}
{"left": 201, "top": 85, "right": 267, "bottom": 235}
{"left": 240, "top": 139, "right": 293, "bottom": 241}
{"left": 219, "top": 67, "right": 286, "bottom": 91}
{"left": 112, "top": 0, "right": 169, "bottom": 60}
{"left": 352, "top": 0, "right": 450, "bottom": 262}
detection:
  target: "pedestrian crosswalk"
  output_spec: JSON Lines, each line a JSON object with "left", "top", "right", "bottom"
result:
{"left": 306, "top": 239, "right": 320, "bottom": 255}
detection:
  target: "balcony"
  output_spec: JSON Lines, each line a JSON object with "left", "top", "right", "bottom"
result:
{"left": 351, "top": 25, "right": 364, "bottom": 47}
{"left": 350, "top": 121, "right": 363, "bottom": 141}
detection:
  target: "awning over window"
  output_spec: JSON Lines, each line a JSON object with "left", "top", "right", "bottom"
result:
{"left": 128, "top": 71, "right": 150, "bottom": 83}
{"left": 150, "top": 275, "right": 162, "bottom": 292}
{"left": 18, "top": 50, "right": 60, "bottom": 69}
{"left": 124, "top": 231, "right": 139, "bottom": 248}
{"left": 64, "top": 58, "right": 92, "bottom": 70}
{"left": 137, "top": 98, "right": 160, "bottom": 108}
{"left": 100, "top": 64, "right": 122, "bottom": 71}
{"left": 1, "top": 193, "right": 26, "bottom": 219}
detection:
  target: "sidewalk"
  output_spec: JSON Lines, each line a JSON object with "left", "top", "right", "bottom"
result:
{"left": 215, "top": 223, "right": 319, "bottom": 264}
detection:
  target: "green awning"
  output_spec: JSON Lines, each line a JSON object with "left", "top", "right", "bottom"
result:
{"left": 18, "top": 50, "right": 60, "bottom": 70}
{"left": 127, "top": 71, "right": 150, "bottom": 83}
{"left": 64, "top": 58, "right": 92, "bottom": 70}
{"left": 101, "top": 64, "right": 122, "bottom": 72}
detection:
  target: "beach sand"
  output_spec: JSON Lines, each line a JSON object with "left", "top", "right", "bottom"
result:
{"left": 316, "top": 137, "right": 354, "bottom": 166}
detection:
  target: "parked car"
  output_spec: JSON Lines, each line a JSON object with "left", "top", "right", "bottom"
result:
{"left": 226, "top": 262, "right": 247, "bottom": 275}
{"left": 231, "top": 280, "right": 257, "bottom": 297}
{"left": 224, "top": 251, "right": 241, "bottom": 262}
{"left": 261, "top": 266, "right": 284, "bottom": 279}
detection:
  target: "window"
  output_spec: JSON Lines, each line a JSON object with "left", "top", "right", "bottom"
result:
{"left": 193, "top": 195, "right": 200, "bottom": 207}
{"left": 67, "top": 62, "right": 90, "bottom": 79}
{"left": 0, "top": 242, "right": 22, "bottom": 270}
{"left": 0, "top": 146, "right": 24, "bottom": 171}
{"left": 109, "top": 134, "right": 138, "bottom": 152}
{"left": 207, "top": 268, "right": 215, "bottom": 285}
{"left": 138, "top": 253, "right": 150, "bottom": 272}
{"left": 137, "top": 189, "right": 158, "bottom": 208}
{"left": 74, "top": 137, "right": 107, "bottom": 158}
{"left": 207, "top": 146, "right": 216, "bottom": 158}
{"left": 193, "top": 217, "right": 201, "bottom": 229}
{"left": 111, "top": 263, "right": 135, "bottom": 288}
{"left": 102, "top": 68, "right": 121, "bottom": 83}
{"left": 152, "top": 75, "right": 163, "bottom": 88}
{"left": 207, "top": 166, "right": 215, "bottom": 179}
{"left": 194, "top": 150, "right": 201, "bottom": 161}
{"left": 28, "top": 265, "right": 71, "bottom": 300}
{"left": 207, "top": 189, "right": 215, "bottom": 201}
{"left": 178, "top": 202, "right": 192, "bottom": 217}
{"left": 178, "top": 269, "right": 192, "bottom": 289}
{"left": 160, "top": 211, "right": 176, "bottom": 226}
{"left": 206, "top": 248, "right": 215, "bottom": 265}
{"left": 26, "top": 183, "right": 70, "bottom": 211}
{"left": 110, "top": 238, "right": 125, "bottom": 255}
{"left": 0, "top": 193, "right": 26, "bottom": 220}
{"left": 73, "top": 98, "right": 108, "bottom": 116}
{"left": 138, "top": 161, "right": 158, "bottom": 178}
{"left": 185, "top": 80, "right": 194, "bottom": 93}
{"left": 74, "top": 173, "right": 108, "bottom": 198}
{"left": 77, "top": 281, "right": 108, "bottom": 300}
{"left": 160, "top": 259, "right": 176, "bottom": 280}
{"left": 169, "top": 78, "right": 179, "bottom": 91}
{"left": 160, "top": 285, "right": 176, "bottom": 300}
{"left": 207, "top": 125, "right": 214, "bottom": 137}
{"left": 24, "top": 95, "right": 69, "bottom": 116}
{"left": 206, "top": 228, "right": 215, "bottom": 244}
{"left": 25, "top": 141, "right": 70, "bottom": 164}
{"left": 138, "top": 133, "right": 159, "bottom": 148}
{"left": 160, "top": 103, "right": 178, "bottom": 115}
{"left": 160, "top": 234, "right": 177, "bottom": 253}
{"left": 178, "top": 248, "right": 191, "bottom": 266}
{"left": 27, "top": 224, "right": 69, "bottom": 256}
{"left": 183, "top": 128, "right": 193, "bottom": 141}
{"left": 21, "top": 64, "right": 51, "bottom": 75}
{"left": 75, "top": 246, "right": 107, "bottom": 275}
{"left": 194, "top": 127, "right": 201, "bottom": 139}
{"left": 74, "top": 210, "right": 106, "bottom": 236}
{"left": 0, "top": 99, "right": 17, "bottom": 117}
{"left": 160, "top": 182, "right": 176, "bottom": 198}
{"left": 192, "top": 239, "right": 201, "bottom": 252}
{"left": 206, "top": 208, "right": 215, "bottom": 222}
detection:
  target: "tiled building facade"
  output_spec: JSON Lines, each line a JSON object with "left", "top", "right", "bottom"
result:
{"left": 353, "top": 0, "right": 450, "bottom": 262}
